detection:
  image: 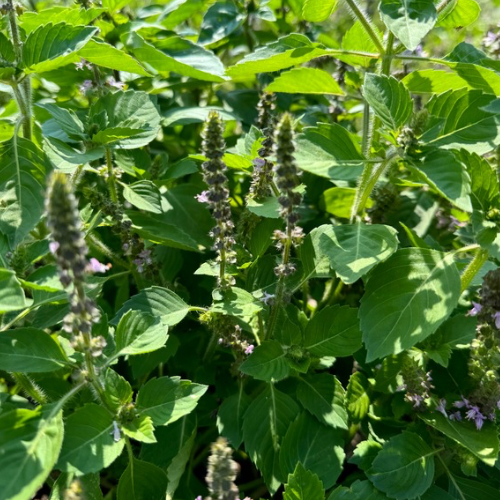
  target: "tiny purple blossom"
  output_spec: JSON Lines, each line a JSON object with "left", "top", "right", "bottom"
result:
{"left": 453, "top": 396, "right": 470, "bottom": 409}
{"left": 244, "top": 344, "right": 254, "bottom": 355}
{"left": 87, "top": 258, "right": 110, "bottom": 273}
{"left": 195, "top": 497, "right": 203, "bottom": 500}
{"left": 436, "top": 398, "right": 447, "bottom": 418}
{"left": 49, "top": 241, "right": 60, "bottom": 254}
{"left": 465, "top": 406, "right": 485, "bottom": 429}
{"left": 75, "top": 59, "right": 92, "bottom": 71}
{"left": 493, "top": 311, "right": 500, "bottom": 329}
{"left": 449, "top": 411, "right": 462, "bottom": 421}
{"left": 79, "top": 79, "right": 93, "bottom": 94}
{"left": 468, "top": 302, "right": 482, "bottom": 317}
{"left": 252, "top": 158, "right": 266, "bottom": 168}
{"left": 260, "top": 291, "right": 275, "bottom": 306}
{"left": 195, "top": 190, "right": 210, "bottom": 203}
{"left": 106, "top": 76, "right": 126, "bottom": 90}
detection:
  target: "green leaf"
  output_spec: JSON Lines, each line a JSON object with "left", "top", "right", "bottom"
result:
{"left": 320, "top": 188, "right": 373, "bottom": 219}
{"left": 242, "top": 385, "right": 300, "bottom": 494}
{"left": 121, "top": 415, "right": 156, "bottom": 444}
{"left": 420, "top": 412, "right": 499, "bottom": 466}
{"left": 346, "top": 372, "right": 371, "bottom": 422}
{"left": 379, "top": 0, "right": 436, "bottom": 50}
{"left": 367, "top": 431, "right": 435, "bottom": 499}
{"left": 0, "top": 138, "right": 53, "bottom": 248}
{"left": 112, "top": 286, "right": 190, "bottom": 327}
{"left": 328, "top": 480, "right": 389, "bottom": 500}
{"left": 295, "top": 123, "right": 365, "bottom": 181}
{"left": 114, "top": 310, "right": 169, "bottom": 357}
{"left": 266, "top": 67, "right": 344, "bottom": 95}
{"left": 136, "top": 376, "right": 208, "bottom": 426}
{"left": 240, "top": 340, "right": 290, "bottom": 382}
{"left": 198, "top": 2, "right": 246, "bottom": 46}
{"left": 302, "top": 0, "right": 337, "bottom": 22}
{"left": 88, "top": 90, "right": 161, "bottom": 149}
{"left": 0, "top": 406, "right": 64, "bottom": 500}
{"left": 437, "top": 0, "right": 481, "bottom": 28}
{"left": 283, "top": 462, "right": 325, "bottom": 500}
{"left": 78, "top": 39, "right": 150, "bottom": 76}
{"left": 363, "top": 74, "right": 412, "bottom": 130}
{"left": 22, "top": 23, "right": 97, "bottom": 73}
{"left": 0, "top": 268, "right": 27, "bottom": 313}
{"left": 247, "top": 196, "right": 281, "bottom": 218}
{"left": 338, "top": 21, "right": 380, "bottom": 68}
{"left": 217, "top": 387, "right": 251, "bottom": 448}
{"left": 122, "top": 181, "right": 162, "bottom": 214}
{"left": 304, "top": 305, "right": 362, "bottom": 357}
{"left": 226, "top": 34, "right": 331, "bottom": 80}
{"left": 37, "top": 103, "right": 86, "bottom": 140}
{"left": 449, "top": 476, "right": 500, "bottom": 500}
{"left": 102, "top": 369, "right": 133, "bottom": 411}
{"left": 163, "top": 106, "right": 236, "bottom": 127}
{"left": 300, "top": 225, "right": 337, "bottom": 280}
{"left": 360, "top": 248, "right": 461, "bottom": 362}
{"left": 349, "top": 441, "right": 383, "bottom": 472}
{"left": 280, "top": 412, "right": 345, "bottom": 489}
{"left": 318, "top": 223, "right": 399, "bottom": 284}
{"left": 297, "top": 373, "right": 348, "bottom": 430}
{"left": 19, "top": 7, "right": 104, "bottom": 33}
{"left": 57, "top": 403, "right": 124, "bottom": 474}
{"left": 0, "top": 33, "right": 15, "bottom": 63}
{"left": 49, "top": 473, "right": 103, "bottom": 500}
{"left": 124, "top": 32, "right": 226, "bottom": 82}
{"left": 210, "top": 287, "right": 263, "bottom": 320}
{"left": 412, "top": 150, "right": 472, "bottom": 212}
{"left": 117, "top": 458, "right": 168, "bottom": 500}
{"left": 0, "top": 328, "right": 69, "bottom": 373}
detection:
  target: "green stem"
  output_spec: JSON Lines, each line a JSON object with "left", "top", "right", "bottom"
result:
{"left": 361, "top": 101, "right": 372, "bottom": 157}
{"left": 436, "top": 0, "right": 454, "bottom": 13}
{"left": 105, "top": 148, "right": 118, "bottom": 203}
{"left": 11, "top": 82, "right": 32, "bottom": 140}
{"left": 381, "top": 32, "right": 395, "bottom": 76}
{"left": 7, "top": 1, "right": 22, "bottom": 60}
{"left": 460, "top": 248, "right": 488, "bottom": 293}
{"left": 11, "top": 372, "right": 48, "bottom": 404}
{"left": 343, "top": 0, "right": 385, "bottom": 54}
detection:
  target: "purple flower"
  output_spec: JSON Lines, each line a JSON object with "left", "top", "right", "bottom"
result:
{"left": 106, "top": 76, "right": 126, "bottom": 90}
{"left": 260, "top": 291, "right": 275, "bottom": 306}
{"left": 492, "top": 311, "right": 500, "bottom": 329}
{"left": 79, "top": 79, "right": 93, "bottom": 94}
{"left": 75, "top": 59, "right": 92, "bottom": 71}
{"left": 465, "top": 406, "right": 485, "bottom": 430}
{"left": 195, "top": 497, "right": 203, "bottom": 500}
{"left": 436, "top": 398, "right": 447, "bottom": 418}
{"left": 453, "top": 396, "right": 470, "bottom": 409}
{"left": 252, "top": 158, "right": 266, "bottom": 169}
{"left": 49, "top": 241, "right": 60, "bottom": 254}
{"left": 86, "top": 257, "right": 110, "bottom": 274}
{"left": 468, "top": 302, "right": 482, "bottom": 317}
{"left": 244, "top": 344, "right": 254, "bottom": 355}
{"left": 195, "top": 190, "right": 210, "bottom": 203}
{"left": 497, "top": 399, "right": 500, "bottom": 410}
{"left": 449, "top": 411, "right": 462, "bottom": 421}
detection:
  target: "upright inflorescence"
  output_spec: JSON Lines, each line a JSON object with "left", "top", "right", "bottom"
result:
{"left": 398, "top": 354, "right": 433, "bottom": 410}
{"left": 200, "top": 111, "right": 236, "bottom": 288}
{"left": 46, "top": 173, "right": 104, "bottom": 357}
{"left": 249, "top": 92, "right": 277, "bottom": 198}
{"left": 483, "top": 24, "right": 500, "bottom": 58}
{"left": 273, "top": 113, "right": 303, "bottom": 278}
{"left": 206, "top": 437, "right": 240, "bottom": 500}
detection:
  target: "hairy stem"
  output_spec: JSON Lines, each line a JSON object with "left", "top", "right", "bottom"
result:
{"left": 105, "top": 148, "right": 118, "bottom": 203}
{"left": 460, "top": 248, "right": 489, "bottom": 293}
{"left": 11, "top": 372, "right": 48, "bottom": 404}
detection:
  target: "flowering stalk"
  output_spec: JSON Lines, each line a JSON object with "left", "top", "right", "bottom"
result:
{"left": 205, "top": 437, "right": 240, "bottom": 500}
{"left": 200, "top": 111, "right": 236, "bottom": 288}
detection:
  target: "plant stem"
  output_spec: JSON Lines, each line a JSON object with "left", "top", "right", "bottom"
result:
{"left": 343, "top": 0, "right": 385, "bottom": 54}
{"left": 11, "top": 372, "right": 48, "bottom": 404}
{"left": 361, "top": 101, "right": 372, "bottom": 157}
{"left": 105, "top": 148, "right": 118, "bottom": 203}
{"left": 11, "top": 82, "right": 32, "bottom": 140}
{"left": 381, "top": 32, "right": 395, "bottom": 76}
{"left": 460, "top": 248, "right": 489, "bottom": 293}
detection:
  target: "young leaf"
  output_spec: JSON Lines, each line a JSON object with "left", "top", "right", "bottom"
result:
{"left": 239, "top": 340, "right": 290, "bottom": 382}
{"left": 0, "top": 268, "right": 27, "bottom": 313}
{"left": 57, "top": 403, "right": 124, "bottom": 474}
{"left": 302, "top": 0, "right": 337, "bottom": 22}
{"left": 114, "top": 310, "right": 169, "bottom": 357}
{"left": 136, "top": 376, "right": 208, "bottom": 426}
{"left": 360, "top": 248, "right": 461, "bottom": 362}
{"left": 304, "top": 305, "right": 362, "bottom": 357}
{"left": 112, "top": 286, "right": 190, "bottom": 327}
{"left": 266, "top": 67, "right": 344, "bottom": 95}
{"left": 22, "top": 23, "right": 98, "bottom": 73}
{"left": 363, "top": 74, "right": 412, "bottom": 130}
{"left": 121, "top": 415, "right": 156, "bottom": 444}
{"left": 122, "top": 181, "right": 163, "bottom": 214}
{"left": 0, "top": 328, "right": 69, "bottom": 373}
{"left": 318, "top": 223, "right": 399, "bottom": 284}
{"left": 283, "top": 462, "right": 325, "bottom": 500}
{"left": 346, "top": 372, "right": 371, "bottom": 422}
{"left": 297, "top": 373, "right": 348, "bottom": 430}
{"left": 0, "top": 406, "right": 64, "bottom": 500}
{"left": 242, "top": 385, "right": 300, "bottom": 494}
{"left": 280, "top": 412, "right": 345, "bottom": 489}
{"left": 367, "top": 431, "right": 435, "bottom": 499}
{"left": 379, "top": 0, "right": 437, "bottom": 51}
{"left": 117, "top": 458, "right": 168, "bottom": 500}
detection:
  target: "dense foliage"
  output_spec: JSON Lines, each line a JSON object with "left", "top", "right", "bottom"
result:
{"left": 1, "top": 0, "right": 500, "bottom": 499}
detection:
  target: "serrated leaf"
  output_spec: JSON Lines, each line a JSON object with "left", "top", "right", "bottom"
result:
{"left": 280, "top": 412, "right": 345, "bottom": 489}
{"left": 22, "top": 23, "right": 97, "bottom": 73}
{"left": 19, "top": 7, "right": 104, "bottom": 33}
{"left": 210, "top": 287, "right": 263, "bottom": 320}
{"left": 328, "top": 480, "right": 389, "bottom": 500}
{"left": 379, "top": 0, "right": 437, "bottom": 50}
{"left": 360, "top": 248, "right": 461, "bottom": 362}
{"left": 363, "top": 74, "right": 412, "bottom": 130}
{"left": 124, "top": 32, "right": 226, "bottom": 82}
{"left": 0, "top": 268, "right": 27, "bottom": 313}
{"left": 37, "top": 103, "right": 86, "bottom": 140}
{"left": 136, "top": 376, "right": 208, "bottom": 426}
{"left": 112, "top": 286, "right": 190, "bottom": 327}
{"left": 217, "top": 387, "right": 251, "bottom": 448}
{"left": 297, "top": 373, "right": 348, "bottom": 430}
{"left": 0, "top": 328, "right": 69, "bottom": 373}
{"left": 117, "top": 458, "right": 168, "bottom": 500}
{"left": 267, "top": 67, "right": 344, "bottom": 95}
{"left": 317, "top": 223, "right": 399, "bottom": 284}
{"left": 302, "top": 0, "right": 337, "bottom": 22}
{"left": 0, "top": 406, "right": 64, "bottom": 500}
{"left": 304, "top": 305, "right": 362, "bottom": 357}
{"left": 420, "top": 412, "right": 499, "bottom": 466}
{"left": 240, "top": 340, "right": 290, "bottom": 382}
{"left": 242, "top": 385, "right": 300, "bottom": 494}
{"left": 283, "top": 462, "right": 325, "bottom": 500}
{"left": 122, "top": 181, "right": 162, "bottom": 214}
{"left": 346, "top": 372, "right": 371, "bottom": 422}
{"left": 367, "top": 432, "right": 435, "bottom": 499}
{"left": 57, "top": 403, "right": 124, "bottom": 474}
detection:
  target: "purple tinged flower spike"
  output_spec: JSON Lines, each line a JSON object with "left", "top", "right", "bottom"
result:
{"left": 468, "top": 302, "right": 482, "bottom": 317}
